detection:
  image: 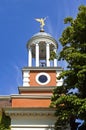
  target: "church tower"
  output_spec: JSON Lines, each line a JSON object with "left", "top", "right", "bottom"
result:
{"left": 4, "top": 19, "right": 63, "bottom": 130}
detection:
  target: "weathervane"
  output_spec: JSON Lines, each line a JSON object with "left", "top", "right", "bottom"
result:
{"left": 35, "top": 17, "right": 47, "bottom": 31}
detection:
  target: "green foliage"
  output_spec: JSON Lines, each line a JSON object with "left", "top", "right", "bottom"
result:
{"left": 49, "top": 51, "right": 58, "bottom": 60}
{"left": 0, "top": 110, "right": 11, "bottom": 130}
{"left": 51, "top": 5, "right": 86, "bottom": 130}
{"left": 51, "top": 87, "right": 86, "bottom": 129}
{"left": 64, "top": 17, "right": 73, "bottom": 25}
{"left": 59, "top": 5, "right": 86, "bottom": 97}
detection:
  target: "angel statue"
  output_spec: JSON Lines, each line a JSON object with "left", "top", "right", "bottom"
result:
{"left": 35, "top": 17, "right": 47, "bottom": 30}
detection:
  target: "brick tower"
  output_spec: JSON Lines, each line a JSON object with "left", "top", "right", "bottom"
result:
{"left": 5, "top": 24, "right": 63, "bottom": 130}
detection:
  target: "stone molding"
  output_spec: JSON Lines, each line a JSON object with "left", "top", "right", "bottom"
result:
{"left": 4, "top": 107, "right": 56, "bottom": 117}
{"left": 11, "top": 94, "right": 51, "bottom": 99}
{"left": 22, "top": 67, "right": 62, "bottom": 71}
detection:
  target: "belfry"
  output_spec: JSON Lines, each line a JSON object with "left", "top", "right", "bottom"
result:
{"left": 4, "top": 19, "right": 63, "bottom": 130}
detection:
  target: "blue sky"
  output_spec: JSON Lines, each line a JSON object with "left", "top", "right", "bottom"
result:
{"left": 0, "top": 0, "right": 86, "bottom": 95}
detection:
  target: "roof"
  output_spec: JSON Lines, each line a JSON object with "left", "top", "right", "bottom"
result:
{"left": 32, "top": 32, "right": 52, "bottom": 38}
{"left": 27, "top": 31, "right": 58, "bottom": 47}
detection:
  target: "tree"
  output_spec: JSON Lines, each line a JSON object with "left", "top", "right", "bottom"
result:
{"left": 51, "top": 5, "right": 86, "bottom": 130}
{"left": 0, "top": 110, "right": 11, "bottom": 130}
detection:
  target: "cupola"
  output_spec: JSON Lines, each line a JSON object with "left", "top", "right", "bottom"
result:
{"left": 27, "top": 31, "right": 58, "bottom": 67}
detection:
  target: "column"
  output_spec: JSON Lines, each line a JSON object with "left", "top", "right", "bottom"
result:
{"left": 36, "top": 43, "right": 39, "bottom": 67}
{"left": 46, "top": 43, "right": 50, "bottom": 67}
{"left": 28, "top": 47, "right": 32, "bottom": 67}
{"left": 54, "top": 48, "right": 57, "bottom": 67}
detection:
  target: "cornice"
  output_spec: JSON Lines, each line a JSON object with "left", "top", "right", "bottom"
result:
{"left": 22, "top": 67, "right": 63, "bottom": 71}
{"left": 0, "top": 96, "right": 11, "bottom": 100}
{"left": 4, "top": 107, "right": 56, "bottom": 117}
{"left": 18, "top": 86, "right": 55, "bottom": 92}
{"left": 11, "top": 94, "right": 51, "bottom": 99}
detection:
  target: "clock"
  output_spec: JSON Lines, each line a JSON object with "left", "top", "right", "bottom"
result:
{"left": 36, "top": 72, "right": 51, "bottom": 85}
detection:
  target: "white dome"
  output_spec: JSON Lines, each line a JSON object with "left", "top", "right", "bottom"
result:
{"left": 27, "top": 31, "right": 58, "bottom": 48}
{"left": 32, "top": 32, "right": 52, "bottom": 37}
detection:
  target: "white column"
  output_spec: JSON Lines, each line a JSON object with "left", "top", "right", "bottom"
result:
{"left": 36, "top": 43, "right": 39, "bottom": 67}
{"left": 28, "top": 47, "right": 32, "bottom": 67}
{"left": 54, "top": 48, "right": 57, "bottom": 67}
{"left": 46, "top": 43, "right": 50, "bottom": 67}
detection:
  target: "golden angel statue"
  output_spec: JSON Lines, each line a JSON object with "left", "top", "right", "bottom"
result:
{"left": 35, "top": 17, "right": 47, "bottom": 30}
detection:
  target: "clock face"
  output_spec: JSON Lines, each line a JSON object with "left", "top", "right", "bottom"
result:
{"left": 36, "top": 72, "right": 51, "bottom": 85}
{"left": 38, "top": 75, "right": 48, "bottom": 83}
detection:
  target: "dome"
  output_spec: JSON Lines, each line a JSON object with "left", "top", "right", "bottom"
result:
{"left": 27, "top": 31, "right": 58, "bottom": 47}
{"left": 32, "top": 32, "right": 52, "bottom": 38}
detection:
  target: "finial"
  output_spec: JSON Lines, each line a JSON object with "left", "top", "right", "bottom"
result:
{"left": 35, "top": 17, "right": 47, "bottom": 31}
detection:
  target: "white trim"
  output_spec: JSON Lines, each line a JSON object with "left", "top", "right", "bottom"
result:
{"left": 22, "top": 71, "right": 30, "bottom": 86}
{"left": 11, "top": 125, "right": 55, "bottom": 128}
{"left": 36, "top": 72, "right": 51, "bottom": 85}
